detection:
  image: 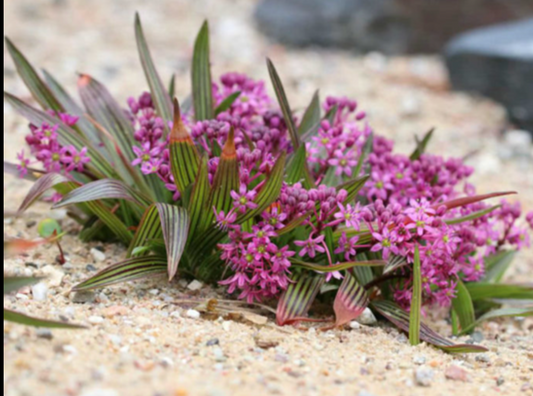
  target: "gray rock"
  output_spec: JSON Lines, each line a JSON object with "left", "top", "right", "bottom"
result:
{"left": 446, "top": 19, "right": 533, "bottom": 134}
{"left": 71, "top": 291, "right": 96, "bottom": 304}
{"left": 36, "top": 328, "right": 53, "bottom": 340}
{"left": 355, "top": 308, "right": 377, "bottom": 325}
{"left": 255, "top": 0, "right": 533, "bottom": 54}
{"left": 31, "top": 283, "right": 48, "bottom": 302}
{"left": 414, "top": 366, "right": 434, "bottom": 387}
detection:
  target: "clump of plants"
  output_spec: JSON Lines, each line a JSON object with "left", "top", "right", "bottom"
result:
{"left": 4, "top": 14, "right": 532, "bottom": 352}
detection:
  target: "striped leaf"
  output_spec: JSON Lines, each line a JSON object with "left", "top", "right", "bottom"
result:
{"left": 5, "top": 38, "right": 63, "bottom": 112}
{"left": 338, "top": 175, "right": 370, "bottom": 204}
{"left": 384, "top": 254, "right": 408, "bottom": 275}
{"left": 4, "top": 276, "right": 41, "bottom": 295}
{"left": 451, "top": 280, "right": 476, "bottom": 334}
{"left": 353, "top": 133, "right": 373, "bottom": 178}
{"left": 298, "top": 90, "right": 320, "bottom": 137}
{"left": 483, "top": 250, "right": 517, "bottom": 283}
{"left": 237, "top": 151, "right": 287, "bottom": 224}
{"left": 170, "top": 99, "right": 200, "bottom": 194}
{"left": 4, "top": 92, "right": 115, "bottom": 178}
{"left": 410, "top": 128, "right": 435, "bottom": 161}
{"left": 409, "top": 244, "right": 422, "bottom": 345}
{"left": 445, "top": 205, "right": 500, "bottom": 225}
{"left": 17, "top": 173, "right": 73, "bottom": 213}
{"left": 334, "top": 271, "right": 369, "bottom": 327}
{"left": 276, "top": 273, "right": 325, "bottom": 326}
{"left": 42, "top": 70, "right": 102, "bottom": 146}
{"left": 192, "top": 21, "right": 214, "bottom": 121}
{"left": 372, "top": 300, "right": 488, "bottom": 353}
{"left": 285, "top": 145, "right": 314, "bottom": 188}
{"left": 84, "top": 201, "right": 133, "bottom": 245}
{"left": 135, "top": 13, "right": 173, "bottom": 130}
{"left": 187, "top": 155, "right": 210, "bottom": 239}
{"left": 4, "top": 309, "right": 85, "bottom": 329}
{"left": 435, "top": 191, "right": 516, "bottom": 212}
{"left": 154, "top": 203, "right": 190, "bottom": 280}
{"left": 215, "top": 91, "right": 241, "bottom": 116}
{"left": 53, "top": 179, "right": 152, "bottom": 209}
{"left": 459, "top": 307, "right": 533, "bottom": 335}
{"left": 267, "top": 58, "right": 299, "bottom": 149}
{"left": 289, "top": 258, "right": 385, "bottom": 272}
{"left": 127, "top": 205, "right": 163, "bottom": 257}
{"left": 4, "top": 161, "right": 44, "bottom": 181}
{"left": 73, "top": 256, "right": 168, "bottom": 291}
{"left": 466, "top": 283, "right": 533, "bottom": 301}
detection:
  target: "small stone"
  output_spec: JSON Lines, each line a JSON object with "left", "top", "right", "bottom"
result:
{"left": 26, "top": 220, "right": 37, "bottom": 228}
{"left": 206, "top": 338, "right": 220, "bottom": 347}
{"left": 356, "top": 308, "right": 377, "bottom": 325}
{"left": 468, "top": 331, "right": 484, "bottom": 344}
{"left": 80, "top": 388, "right": 119, "bottom": 396}
{"left": 358, "top": 391, "right": 376, "bottom": 396}
{"left": 400, "top": 95, "right": 421, "bottom": 117}
{"left": 16, "top": 293, "right": 29, "bottom": 301}
{"left": 71, "top": 291, "right": 96, "bottom": 304}
{"left": 41, "top": 265, "right": 64, "bottom": 287}
{"left": 49, "top": 209, "right": 67, "bottom": 220}
{"left": 86, "top": 264, "right": 97, "bottom": 272}
{"left": 413, "top": 356, "right": 427, "bottom": 365}
{"left": 103, "top": 306, "right": 129, "bottom": 318}
{"left": 274, "top": 353, "right": 289, "bottom": 363}
{"left": 35, "top": 328, "right": 53, "bottom": 340}
{"left": 90, "top": 248, "right": 106, "bottom": 262}
{"left": 160, "top": 357, "right": 174, "bottom": 368}
{"left": 475, "top": 354, "right": 490, "bottom": 363}
{"left": 212, "top": 347, "right": 227, "bottom": 362}
{"left": 255, "top": 336, "right": 280, "bottom": 349}
{"left": 88, "top": 316, "right": 105, "bottom": 325}
{"left": 31, "top": 283, "right": 48, "bottom": 302}
{"left": 496, "top": 377, "right": 505, "bottom": 386}
{"left": 187, "top": 280, "right": 204, "bottom": 291}
{"left": 222, "top": 321, "right": 231, "bottom": 332}
{"left": 445, "top": 365, "right": 469, "bottom": 382}
{"left": 170, "top": 311, "right": 181, "bottom": 319}
{"left": 349, "top": 321, "right": 361, "bottom": 330}
{"left": 414, "top": 366, "right": 435, "bottom": 387}
{"left": 186, "top": 309, "right": 201, "bottom": 319}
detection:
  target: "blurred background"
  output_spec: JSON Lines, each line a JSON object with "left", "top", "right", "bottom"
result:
{"left": 4, "top": 0, "right": 532, "bottom": 205}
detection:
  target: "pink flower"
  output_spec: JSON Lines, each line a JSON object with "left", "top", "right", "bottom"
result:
{"left": 294, "top": 234, "right": 326, "bottom": 258}
{"left": 328, "top": 149, "right": 358, "bottom": 177}
{"left": 371, "top": 228, "right": 399, "bottom": 260}
{"left": 214, "top": 209, "right": 237, "bottom": 231}
{"left": 16, "top": 150, "right": 30, "bottom": 177}
{"left": 334, "top": 203, "right": 362, "bottom": 230}
{"left": 334, "top": 232, "right": 359, "bottom": 260}
{"left": 231, "top": 184, "right": 258, "bottom": 213}
{"left": 61, "top": 146, "right": 91, "bottom": 172}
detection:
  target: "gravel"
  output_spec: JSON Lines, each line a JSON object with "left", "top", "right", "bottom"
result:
{"left": 415, "top": 366, "right": 435, "bottom": 387}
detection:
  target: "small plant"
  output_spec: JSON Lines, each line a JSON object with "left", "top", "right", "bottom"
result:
{"left": 4, "top": 14, "right": 532, "bottom": 352}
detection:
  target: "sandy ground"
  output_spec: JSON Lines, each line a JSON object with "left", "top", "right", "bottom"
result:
{"left": 3, "top": 1, "right": 533, "bottom": 396}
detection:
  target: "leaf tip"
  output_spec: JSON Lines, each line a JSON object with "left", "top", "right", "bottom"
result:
{"left": 170, "top": 98, "right": 192, "bottom": 144}
{"left": 77, "top": 74, "right": 92, "bottom": 88}
{"left": 222, "top": 127, "right": 236, "bottom": 158}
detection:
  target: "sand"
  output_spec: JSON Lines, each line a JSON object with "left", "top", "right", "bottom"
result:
{"left": 3, "top": 1, "right": 533, "bottom": 395}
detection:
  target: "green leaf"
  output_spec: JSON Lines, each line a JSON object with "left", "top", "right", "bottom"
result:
{"left": 338, "top": 175, "right": 370, "bottom": 205}
{"left": 353, "top": 133, "right": 373, "bottom": 178}
{"left": 483, "top": 250, "right": 517, "bottom": 283}
{"left": 410, "top": 128, "right": 435, "bottom": 161}
{"left": 466, "top": 283, "right": 533, "bottom": 301}
{"left": 168, "top": 74, "right": 176, "bottom": 98}
{"left": 372, "top": 300, "right": 488, "bottom": 353}
{"left": 333, "top": 271, "right": 369, "bottom": 327}
{"left": 4, "top": 92, "right": 115, "bottom": 178}
{"left": 17, "top": 173, "right": 73, "bottom": 213}
{"left": 84, "top": 201, "right": 133, "bottom": 245}
{"left": 170, "top": 99, "right": 201, "bottom": 195}
{"left": 135, "top": 13, "right": 173, "bottom": 130}
{"left": 127, "top": 205, "right": 163, "bottom": 257}
{"left": 37, "top": 219, "right": 62, "bottom": 238}
{"left": 215, "top": 91, "right": 241, "bottom": 116}
{"left": 324, "top": 104, "right": 338, "bottom": 125}
{"left": 451, "top": 280, "right": 476, "bottom": 334}
{"left": 289, "top": 258, "right": 385, "bottom": 272}
{"left": 445, "top": 205, "right": 500, "bottom": 225}
{"left": 192, "top": 21, "right": 214, "bottom": 121}
{"left": 53, "top": 179, "right": 152, "bottom": 209}
{"left": 383, "top": 254, "right": 408, "bottom": 275}
{"left": 298, "top": 90, "right": 320, "bottom": 137}
{"left": 459, "top": 307, "right": 533, "bottom": 335}
{"left": 409, "top": 244, "right": 422, "bottom": 346}
{"left": 154, "top": 203, "right": 190, "bottom": 281}
{"left": 5, "top": 38, "right": 63, "bottom": 112}
{"left": 286, "top": 145, "right": 313, "bottom": 188}
{"left": 237, "top": 152, "right": 287, "bottom": 224}
{"left": 187, "top": 155, "right": 210, "bottom": 239}
{"left": 4, "top": 309, "right": 85, "bottom": 329}
{"left": 4, "top": 276, "right": 41, "bottom": 295}
{"left": 266, "top": 58, "right": 300, "bottom": 149}
{"left": 72, "top": 256, "right": 167, "bottom": 291}
{"left": 42, "top": 70, "right": 102, "bottom": 147}
{"left": 276, "top": 273, "right": 324, "bottom": 326}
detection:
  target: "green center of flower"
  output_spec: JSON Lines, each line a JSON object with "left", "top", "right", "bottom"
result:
{"left": 257, "top": 245, "right": 266, "bottom": 253}
{"left": 382, "top": 238, "right": 391, "bottom": 248}
{"left": 475, "top": 264, "right": 481, "bottom": 271}
{"left": 376, "top": 181, "right": 384, "bottom": 189}
{"left": 52, "top": 153, "right": 60, "bottom": 161}
{"left": 269, "top": 218, "right": 278, "bottom": 225}
{"left": 257, "top": 231, "right": 265, "bottom": 238}
{"left": 340, "top": 159, "right": 347, "bottom": 166}
{"left": 245, "top": 254, "right": 253, "bottom": 263}
{"left": 416, "top": 220, "right": 425, "bottom": 228}
{"left": 443, "top": 235, "right": 449, "bottom": 243}
{"left": 321, "top": 138, "right": 329, "bottom": 145}
{"left": 344, "top": 213, "right": 352, "bottom": 220}
{"left": 240, "top": 96, "right": 249, "bottom": 103}
{"left": 396, "top": 172, "right": 404, "bottom": 179}
{"left": 74, "top": 155, "right": 81, "bottom": 163}
{"left": 142, "top": 154, "right": 150, "bottom": 162}
{"left": 239, "top": 197, "right": 248, "bottom": 205}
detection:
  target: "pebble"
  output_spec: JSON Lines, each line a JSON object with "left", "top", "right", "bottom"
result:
{"left": 71, "top": 291, "right": 96, "bottom": 304}
{"left": 35, "top": 328, "right": 53, "bottom": 340}
{"left": 16, "top": 293, "right": 29, "bottom": 301}
{"left": 88, "top": 316, "right": 105, "bottom": 325}
{"left": 187, "top": 280, "right": 204, "bottom": 291}
{"left": 103, "top": 306, "right": 129, "bottom": 318}
{"left": 186, "top": 309, "right": 201, "bottom": 319}
{"left": 496, "top": 377, "right": 505, "bottom": 386}
{"left": 222, "top": 321, "right": 231, "bottom": 332}
{"left": 414, "top": 366, "right": 434, "bottom": 387}
{"left": 41, "top": 265, "right": 64, "bottom": 287}
{"left": 349, "top": 321, "right": 361, "bottom": 330}
{"left": 358, "top": 391, "right": 376, "bottom": 396}
{"left": 475, "top": 354, "right": 490, "bottom": 363}
{"left": 49, "top": 209, "right": 67, "bottom": 220}
{"left": 206, "top": 338, "right": 220, "bottom": 347}
{"left": 31, "top": 283, "right": 48, "bottom": 301}
{"left": 170, "top": 311, "right": 181, "bottom": 319}
{"left": 212, "top": 347, "right": 227, "bottom": 362}
{"left": 356, "top": 308, "right": 377, "bottom": 326}
{"left": 413, "top": 356, "right": 426, "bottom": 365}
{"left": 86, "top": 264, "right": 97, "bottom": 272}
{"left": 90, "top": 248, "right": 106, "bottom": 262}
{"left": 445, "top": 365, "right": 469, "bottom": 382}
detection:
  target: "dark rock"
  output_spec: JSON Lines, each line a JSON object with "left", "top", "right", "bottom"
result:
{"left": 255, "top": 0, "right": 533, "bottom": 53}
{"left": 206, "top": 338, "right": 220, "bottom": 347}
{"left": 26, "top": 220, "right": 37, "bottom": 228}
{"left": 36, "top": 328, "right": 53, "bottom": 340}
{"left": 446, "top": 19, "right": 533, "bottom": 133}
{"left": 86, "top": 264, "right": 97, "bottom": 272}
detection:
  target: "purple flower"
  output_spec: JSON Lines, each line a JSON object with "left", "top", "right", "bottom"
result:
{"left": 295, "top": 234, "right": 326, "bottom": 258}
{"left": 16, "top": 151, "right": 30, "bottom": 177}
{"left": 370, "top": 228, "right": 399, "bottom": 260}
{"left": 334, "top": 203, "right": 362, "bottom": 230}
{"left": 214, "top": 209, "right": 238, "bottom": 231}
{"left": 61, "top": 146, "right": 91, "bottom": 172}
{"left": 231, "top": 184, "right": 258, "bottom": 213}
{"left": 328, "top": 149, "right": 358, "bottom": 177}
{"left": 132, "top": 142, "right": 162, "bottom": 167}
{"left": 334, "top": 232, "right": 359, "bottom": 260}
